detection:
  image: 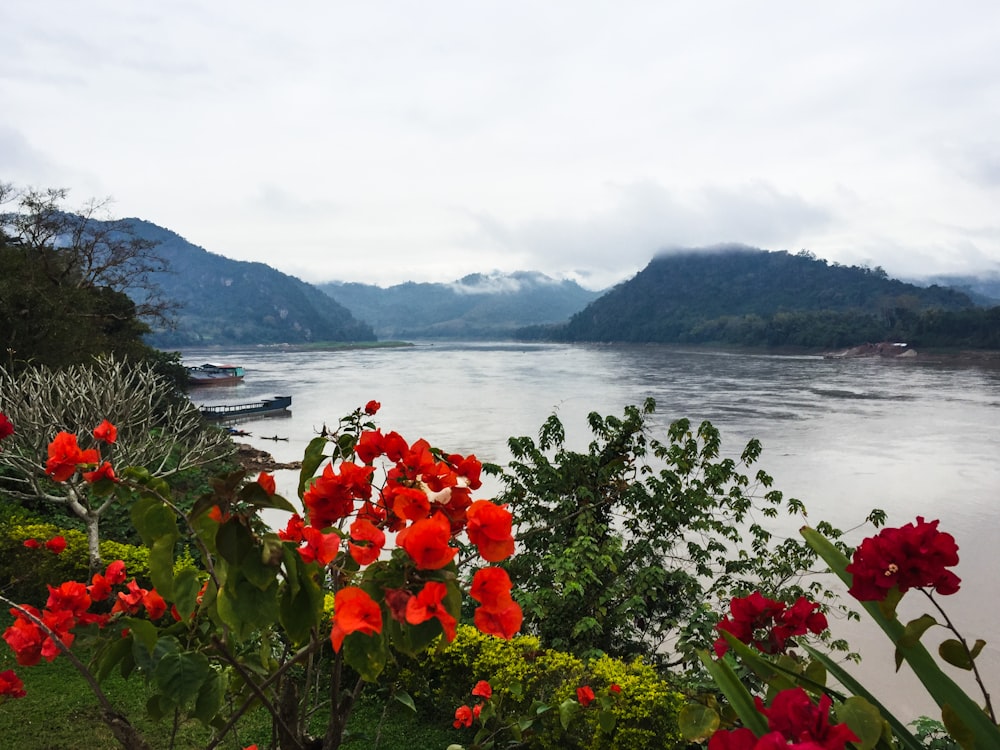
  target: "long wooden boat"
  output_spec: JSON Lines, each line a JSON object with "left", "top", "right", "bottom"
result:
{"left": 188, "top": 363, "right": 245, "bottom": 386}
{"left": 200, "top": 395, "right": 291, "bottom": 421}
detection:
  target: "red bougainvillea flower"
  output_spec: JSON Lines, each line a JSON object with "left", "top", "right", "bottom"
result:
{"left": 453, "top": 704, "right": 474, "bottom": 728}
{"left": 46, "top": 581, "right": 91, "bottom": 618}
{"left": 714, "top": 592, "right": 827, "bottom": 657}
{"left": 383, "top": 588, "right": 413, "bottom": 623}
{"left": 846, "top": 516, "right": 960, "bottom": 601}
{"left": 44, "top": 536, "right": 67, "bottom": 555}
{"left": 257, "top": 472, "right": 276, "bottom": 495}
{"left": 348, "top": 518, "right": 385, "bottom": 565}
{"left": 397, "top": 512, "right": 458, "bottom": 570}
{"left": 754, "top": 687, "right": 859, "bottom": 750}
{"left": 297, "top": 526, "right": 340, "bottom": 566}
{"left": 45, "top": 432, "right": 99, "bottom": 482}
{"left": 22, "top": 539, "right": 40, "bottom": 549}
{"left": 471, "top": 680, "right": 492, "bottom": 699}
{"left": 707, "top": 727, "right": 757, "bottom": 750}
{"left": 330, "top": 586, "right": 383, "bottom": 652}
{"left": 0, "top": 413, "right": 14, "bottom": 441}
{"left": 364, "top": 400, "right": 381, "bottom": 415}
{"left": 609, "top": 683, "right": 621, "bottom": 694}
{"left": 469, "top": 567, "right": 523, "bottom": 639}
{"left": 278, "top": 513, "right": 305, "bottom": 543}
{"left": 92, "top": 419, "right": 117, "bottom": 444}
{"left": 405, "top": 581, "right": 457, "bottom": 641}
{"left": 303, "top": 461, "right": 374, "bottom": 529}
{"left": 577, "top": 685, "right": 595, "bottom": 707}
{"left": 2, "top": 606, "right": 75, "bottom": 666}
{"left": 111, "top": 580, "right": 150, "bottom": 617}
{"left": 382, "top": 483, "right": 430, "bottom": 522}
{"left": 87, "top": 560, "right": 127, "bottom": 604}
{"left": 82, "top": 461, "right": 117, "bottom": 484}
{"left": 105, "top": 559, "right": 126, "bottom": 585}
{"left": 143, "top": 589, "right": 167, "bottom": 620}
{"left": 465, "top": 500, "right": 515, "bottom": 562}
{"left": 0, "top": 669, "right": 26, "bottom": 699}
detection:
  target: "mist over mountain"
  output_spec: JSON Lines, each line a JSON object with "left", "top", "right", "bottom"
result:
{"left": 122, "top": 220, "right": 376, "bottom": 347}
{"left": 315, "top": 271, "right": 601, "bottom": 339}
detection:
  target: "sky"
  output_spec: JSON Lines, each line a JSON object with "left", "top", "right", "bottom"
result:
{"left": 2, "top": 2, "right": 1000, "bottom": 290}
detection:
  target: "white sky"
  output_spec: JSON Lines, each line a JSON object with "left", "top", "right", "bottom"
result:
{"left": 3, "top": 2, "right": 999, "bottom": 290}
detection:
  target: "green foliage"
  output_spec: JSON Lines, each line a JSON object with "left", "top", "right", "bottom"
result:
{"left": 500, "top": 399, "right": 847, "bottom": 665}
{"left": 407, "top": 624, "right": 685, "bottom": 750}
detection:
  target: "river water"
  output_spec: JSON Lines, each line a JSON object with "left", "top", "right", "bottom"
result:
{"left": 184, "top": 341, "right": 1000, "bottom": 721}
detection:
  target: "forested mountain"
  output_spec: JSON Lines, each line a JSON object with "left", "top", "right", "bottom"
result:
{"left": 528, "top": 245, "right": 999, "bottom": 349}
{"left": 316, "top": 271, "right": 601, "bottom": 339}
{"left": 120, "top": 220, "right": 376, "bottom": 347}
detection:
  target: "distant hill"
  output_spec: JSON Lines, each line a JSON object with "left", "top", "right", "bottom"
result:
{"left": 121, "top": 220, "right": 376, "bottom": 347}
{"left": 533, "top": 245, "right": 982, "bottom": 348}
{"left": 315, "top": 271, "right": 601, "bottom": 339}
{"left": 914, "top": 273, "right": 1000, "bottom": 307}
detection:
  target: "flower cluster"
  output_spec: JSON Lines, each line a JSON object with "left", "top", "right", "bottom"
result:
{"left": 2, "top": 559, "right": 165, "bottom": 672}
{"left": 44, "top": 420, "right": 118, "bottom": 484}
{"left": 23, "top": 535, "right": 67, "bottom": 554}
{"left": 709, "top": 688, "right": 859, "bottom": 750}
{"left": 454, "top": 679, "right": 493, "bottom": 728}
{"left": 277, "top": 407, "right": 520, "bottom": 652}
{"left": 714, "top": 592, "right": 828, "bottom": 657}
{"left": 0, "top": 670, "right": 25, "bottom": 701}
{"left": 845, "top": 515, "right": 960, "bottom": 601}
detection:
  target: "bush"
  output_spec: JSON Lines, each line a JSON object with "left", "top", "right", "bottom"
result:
{"left": 405, "top": 624, "right": 686, "bottom": 750}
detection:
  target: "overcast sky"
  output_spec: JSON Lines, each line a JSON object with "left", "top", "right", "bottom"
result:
{"left": 3, "top": 2, "right": 999, "bottom": 289}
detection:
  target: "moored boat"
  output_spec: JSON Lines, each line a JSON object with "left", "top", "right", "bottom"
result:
{"left": 188, "top": 363, "right": 245, "bottom": 386}
{"left": 200, "top": 395, "right": 292, "bottom": 421}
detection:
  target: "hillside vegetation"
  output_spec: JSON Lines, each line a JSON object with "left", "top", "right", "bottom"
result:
{"left": 316, "top": 271, "right": 601, "bottom": 339}
{"left": 123, "top": 220, "right": 376, "bottom": 347}
{"left": 526, "top": 245, "right": 1000, "bottom": 349}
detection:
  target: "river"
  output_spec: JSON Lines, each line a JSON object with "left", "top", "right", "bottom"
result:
{"left": 184, "top": 341, "right": 1000, "bottom": 721}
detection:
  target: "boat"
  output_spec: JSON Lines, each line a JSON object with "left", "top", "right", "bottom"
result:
{"left": 200, "top": 395, "right": 292, "bottom": 421}
{"left": 188, "top": 363, "right": 245, "bottom": 386}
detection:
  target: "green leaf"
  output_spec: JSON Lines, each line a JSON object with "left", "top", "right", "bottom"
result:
{"left": 835, "top": 696, "right": 884, "bottom": 750}
{"left": 395, "top": 691, "right": 417, "bottom": 713}
{"left": 342, "top": 630, "right": 387, "bottom": 682}
{"left": 192, "top": 669, "right": 226, "bottom": 725}
{"left": 216, "top": 573, "right": 280, "bottom": 639}
{"left": 279, "top": 557, "right": 323, "bottom": 645}
{"left": 154, "top": 650, "right": 211, "bottom": 710}
{"left": 900, "top": 614, "right": 938, "bottom": 648}
{"left": 298, "top": 437, "right": 329, "bottom": 498}
{"left": 942, "top": 703, "right": 976, "bottom": 750}
{"left": 970, "top": 639, "right": 987, "bottom": 661}
{"left": 123, "top": 617, "right": 158, "bottom": 656}
{"left": 558, "top": 699, "right": 579, "bottom": 731}
{"left": 679, "top": 702, "right": 720, "bottom": 742}
{"left": 96, "top": 635, "right": 133, "bottom": 683}
{"left": 172, "top": 568, "right": 202, "bottom": 621}
{"left": 939, "top": 639, "right": 974, "bottom": 670}
{"left": 697, "top": 650, "right": 769, "bottom": 736}
{"left": 215, "top": 519, "right": 255, "bottom": 565}
{"left": 148, "top": 535, "right": 176, "bottom": 600}
{"left": 597, "top": 709, "right": 616, "bottom": 733}
{"left": 239, "top": 481, "right": 297, "bottom": 513}
{"left": 131, "top": 496, "right": 179, "bottom": 548}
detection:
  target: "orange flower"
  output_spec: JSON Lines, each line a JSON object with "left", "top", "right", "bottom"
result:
{"left": 143, "top": 589, "right": 167, "bottom": 620}
{"left": 472, "top": 680, "right": 492, "bottom": 699}
{"left": 92, "top": 419, "right": 117, "bottom": 444}
{"left": 297, "top": 526, "right": 340, "bottom": 566}
{"left": 405, "top": 581, "right": 457, "bottom": 641}
{"left": 453, "top": 705, "right": 473, "bottom": 728}
{"left": 397, "top": 513, "right": 457, "bottom": 570}
{"left": 330, "top": 587, "right": 383, "bottom": 652}
{"left": 348, "top": 518, "right": 385, "bottom": 565}
{"left": 257, "top": 472, "right": 276, "bottom": 495}
{"left": 466, "top": 500, "right": 515, "bottom": 562}
{"left": 470, "top": 567, "right": 522, "bottom": 639}
{"left": 45, "top": 432, "right": 99, "bottom": 482}
{"left": 105, "top": 560, "right": 126, "bottom": 585}
{"left": 82, "top": 461, "right": 116, "bottom": 484}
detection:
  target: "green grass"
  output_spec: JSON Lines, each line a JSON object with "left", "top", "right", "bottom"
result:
{"left": 0, "top": 644, "right": 464, "bottom": 750}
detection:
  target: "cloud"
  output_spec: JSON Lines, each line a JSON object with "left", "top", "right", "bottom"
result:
{"left": 466, "top": 179, "right": 832, "bottom": 289}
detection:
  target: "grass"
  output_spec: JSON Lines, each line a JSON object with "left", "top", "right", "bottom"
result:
{"left": 0, "top": 640, "right": 462, "bottom": 750}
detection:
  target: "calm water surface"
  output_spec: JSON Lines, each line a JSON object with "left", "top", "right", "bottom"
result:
{"left": 185, "top": 342, "right": 1000, "bottom": 718}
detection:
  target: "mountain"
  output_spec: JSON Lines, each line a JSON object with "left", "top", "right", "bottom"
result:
{"left": 539, "top": 245, "right": 979, "bottom": 347}
{"left": 913, "top": 273, "right": 1000, "bottom": 307}
{"left": 315, "top": 271, "right": 601, "bottom": 339}
{"left": 123, "top": 220, "right": 376, "bottom": 347}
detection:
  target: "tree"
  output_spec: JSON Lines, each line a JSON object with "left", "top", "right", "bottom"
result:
{"left": 0, "top": 357, "right": 233, "bottom": 572}
{"left": 0, "top": 181, "right": 176, "bottom": 372}
{"left": 499, "top": 399, "right": 850, "bottom": 665}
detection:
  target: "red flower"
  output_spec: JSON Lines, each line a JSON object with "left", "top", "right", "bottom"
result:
{"left": 0, "top": 669, "right": 25, "bottom": 699}
{"left": 105, "top": 559, "right": 127, "bottom": 585}
{"left": 397, "top": 512, "right": 458, "bottom": 570}
{"left": 383, "top": 588, "right": 413, "bottom": 623}
{"left": 330, "top": 587, "right": 383, "bottom": 652}
{"left": 465, "top": 500, "right": 515, "bottom": 562}
{"left": 92, "top": 419, "right": 117, "bottom": 444}
{"left": 46, "top": 581, "right": 91, "bottom": 617}
{"left": 609, "top": 683, "right": 621, "bottom": 694}
{"left": 2, "top": 607, "right": 74, "bottom": 666}
{"left": 453, "top": 704, "right": 474, "bottom": 728}
{"left": 111, "top": 580, "right": 148, "bottom": 616}
{"left": 82, "top": 461, "right": 117, "bottom": 484}
{"left": 0, "top": 413, "right": 14, "bottom": 441}
{"left": 755, "top": 688, "right": 859, "bottom": 750}
{"left": 577, "top": 685, "right": 595, "bottom": 707}
{"left": 364, "top": 400, "right": 381, "bottom": 415}
{"left": 470, "top": 568, "right": 522, "bottom": 639}
{"left": 471, "top": 680, "right": 492, "bottom": 699}
{"left": 303, "top": 461, "right": 373, "bottom": 529}
{"left": 405, "top": 581, "right": 457, "bottom": 641}
{"left": 707, "top": 727, "right": 757, "bottom": 750}
{"left": 382, "top": 483, "right": 430, "bottom": 522}
{"left": 846, "top": 516, "right": 960, "bottom": 601}
{"left": 143, "top": 589, "right": 167, "bottom": 620}
{"left": 297, "top": 526, "right": 340, "bottom": 566}
{"left": 22, "top": 539, "right": 39, "bottom": 549}
{"left": 45, "top": 432, "right": 99, "bottom": 482}
{"left": 278, "top": 513, "right": 306, "bottom": 543}
{"left": 348, "top": 518, "right": 385, "bottom": 565}
{"left": 714, "top": 593, "right": 827, "bottom": 657}
{"left": 257, "top": 472, "right": 276, "bottom": 495}
{"left": 45, "top": 536, "right": 67, "bottom": 555}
